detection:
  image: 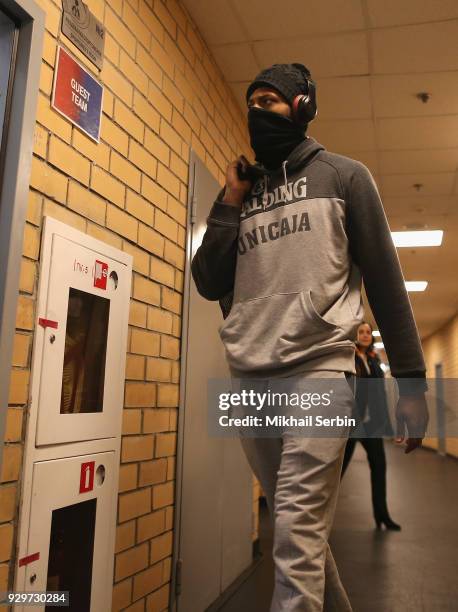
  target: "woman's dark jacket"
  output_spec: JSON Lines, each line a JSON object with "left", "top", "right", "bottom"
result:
{"left": 353, "top": 351, "right": 394, "bottom": 437}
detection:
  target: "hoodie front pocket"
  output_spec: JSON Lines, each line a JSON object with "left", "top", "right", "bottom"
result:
{"left": 219, "top": 290, "right": 341, "bottom": 372}
{"left": 301, "top": 290, "right": 342, "bottom": 331}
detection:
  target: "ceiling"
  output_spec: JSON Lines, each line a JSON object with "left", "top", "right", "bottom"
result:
{"left": 182, "top": 0, "right": 458, "bottom": 340}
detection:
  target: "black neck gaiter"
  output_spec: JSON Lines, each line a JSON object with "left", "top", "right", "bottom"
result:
{"left": 247, "top": 107, "right": 306, "bottom": 171}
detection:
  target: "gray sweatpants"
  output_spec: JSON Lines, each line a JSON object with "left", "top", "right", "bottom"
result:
{"left": 234, "top": 371, "right": 354, "bottom": 612}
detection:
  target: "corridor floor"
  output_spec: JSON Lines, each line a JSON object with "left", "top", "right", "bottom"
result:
{"left": 217, "top": 443, "right": 458, "bottom": 612}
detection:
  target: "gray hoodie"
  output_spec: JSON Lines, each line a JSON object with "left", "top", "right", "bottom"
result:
{"left": 191, "top": 137, "right": 427, "bottom": 394}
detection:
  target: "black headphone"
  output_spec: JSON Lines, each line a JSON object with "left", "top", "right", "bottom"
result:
{"left": 292, "top": 77, "right": 317, "bottom": 125}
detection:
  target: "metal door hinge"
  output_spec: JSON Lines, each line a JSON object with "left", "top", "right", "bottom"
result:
{"left": 191, "top": 195, "right": 197, "bottom": 224}
{"left": 175, "top": 558, "right": 183, "bottom": 595}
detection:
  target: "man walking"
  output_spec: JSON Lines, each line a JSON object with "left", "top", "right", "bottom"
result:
{"left": 191, "top": 63, "right": 428, "bottom": 611}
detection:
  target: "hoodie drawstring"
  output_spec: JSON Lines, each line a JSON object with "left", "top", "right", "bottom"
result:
{"left": 262, "top": 175, "right": 269, "bottom": 210}
{"left": 261, "top": 161, "right": 288, "bottom": 211}
{"left": 282, "top": 160, "right": 288, "bottom": 191}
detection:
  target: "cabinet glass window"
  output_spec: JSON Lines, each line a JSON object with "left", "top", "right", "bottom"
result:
{"left": 46, "top": 499, "right": 96, "bottom": 611}
{"left": 61, "top": 288, "right": 110, "bottom": 414}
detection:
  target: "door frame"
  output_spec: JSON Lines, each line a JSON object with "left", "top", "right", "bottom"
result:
{"left": 0, "top": 0, "right": 44, "bottom": 475}
{"left": 170, "top": 149, "right": 196, "bottom": 610}
{"left": 434, "top": 363, "right": 446, "bottom": 456}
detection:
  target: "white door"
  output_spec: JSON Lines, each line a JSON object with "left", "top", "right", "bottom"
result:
{"left": 174, "top": 152, "right": 253, "bottom": 611}
{"left": 36, "top": 234, "right": 128, "bottom": 445}
{"left": 21, "top": 452, "right": 116, "bottom": 611}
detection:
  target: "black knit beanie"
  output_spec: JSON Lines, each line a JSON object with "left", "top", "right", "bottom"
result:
{"left": 246, "top": 63, "right": 313, "bottom": 106}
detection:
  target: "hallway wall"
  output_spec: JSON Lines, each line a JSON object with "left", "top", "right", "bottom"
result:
{"left": 0, "top": 0, "right": 252, "bottom": 608}
{"left": 422, "top": 311, "right": 458, "bottom": 458}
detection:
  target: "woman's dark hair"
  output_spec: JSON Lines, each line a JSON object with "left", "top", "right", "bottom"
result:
{"left": 356, "top": 321, "right": 377, "bottom": 356}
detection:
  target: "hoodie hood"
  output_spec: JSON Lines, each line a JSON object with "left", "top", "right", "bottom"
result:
{"left": 284, "top": 136, "right": 325, "bottom": 172}
{"left": 252, "top": 136, "right": 325, "bottom": 177}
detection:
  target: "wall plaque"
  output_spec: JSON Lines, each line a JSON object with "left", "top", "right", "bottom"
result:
{"left": 61, "top": 0, "right": 105, "bottom": 70}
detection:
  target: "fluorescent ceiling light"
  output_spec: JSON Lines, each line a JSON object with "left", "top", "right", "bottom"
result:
{"left": 372, "top": 330, "right": 381, "bottom": 337}
{"left": 392, "top": 230, "right": 443, "bottom": 247}
{"left": 374, "top": 342, "right": 384, "bottom": 349}
{"left": 405, "top": 281, "right": 428, "bottom": 292}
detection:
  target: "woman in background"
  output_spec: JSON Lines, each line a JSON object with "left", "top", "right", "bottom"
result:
{"left": 342, "top": 321, "right": 401, "bottom": 530}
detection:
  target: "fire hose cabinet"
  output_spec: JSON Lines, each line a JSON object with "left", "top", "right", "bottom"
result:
{"left": 22, "top": 452, "right": 116, "bottom": 611}
{"left": 34, "top": 218, "right": 132, "bottom": 445}
{"left": 15, "top": 217, "right": 132, "bottom": 611}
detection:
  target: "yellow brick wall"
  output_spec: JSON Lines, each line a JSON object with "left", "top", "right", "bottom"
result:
{"left": 0, "top": 0, "right": 252, "bottom": 609}
{"left": 422, "top": 312, "right": 458, "bottom": 458}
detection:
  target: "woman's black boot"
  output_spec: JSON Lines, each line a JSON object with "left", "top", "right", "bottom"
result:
{"left": 375, "top": 514, "right": 401, "bottom": 531}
